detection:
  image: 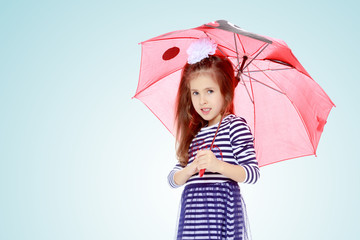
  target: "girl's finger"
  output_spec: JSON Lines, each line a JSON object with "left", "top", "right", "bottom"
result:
{"left": 196, "top": 156, "right": 208, "bottom": 163}
{"left": 198, "top": 161, "right": 208, "bottom": 168}
{"left": 195, "top": 151, "right": 204, "bottom": 158}
{"left": 197, "top": 165, "right": 205, "bottom": 171}
{"left": 196, "top": 150, "right": 211, "bottom": 158}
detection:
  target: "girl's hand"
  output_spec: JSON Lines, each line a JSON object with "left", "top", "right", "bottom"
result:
{"left": 195, "top": 149, "right": 221, "bottom": 173}
{"left": 185, "top": 156, "right": 200, "bottom": 176}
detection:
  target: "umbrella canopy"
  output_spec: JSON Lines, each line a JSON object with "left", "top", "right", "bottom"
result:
{"left": 133, "top": 20, "right": 335, "bottom": 167}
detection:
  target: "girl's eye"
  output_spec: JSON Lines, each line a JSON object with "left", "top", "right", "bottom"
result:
{"left": 208, "top": 90, "right": 214, "bottom": 94}
{"left": 192, "top": 91, "right": 199, "bottom": 96}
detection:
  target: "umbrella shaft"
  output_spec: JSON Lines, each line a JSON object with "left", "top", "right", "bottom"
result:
{"left": 239, "top": 55, "right": 248, "bottom": 73}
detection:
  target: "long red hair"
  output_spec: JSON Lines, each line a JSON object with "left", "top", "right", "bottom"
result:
{"left": 175, "top": 55, "right": 238, "bottom": 166}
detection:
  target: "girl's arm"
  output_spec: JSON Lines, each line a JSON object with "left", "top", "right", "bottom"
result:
{"left": 217, "top": 160, "right": 246, "bottom": 183}
{"left": 195, "top": 150, "right": 247, "bottom": 183}
{"left": 228, "top": 117, "right": 260, "bottom": 184}
{"left": 173, "top": 161, "right": 198, "bottom": 186}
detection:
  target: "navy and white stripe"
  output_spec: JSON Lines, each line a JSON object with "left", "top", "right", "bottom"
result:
{"left": 176, "top": 181, "right": 248, "bottom": 240}
{"left": 168, "top": 114, "right": 259, "bottom": 187}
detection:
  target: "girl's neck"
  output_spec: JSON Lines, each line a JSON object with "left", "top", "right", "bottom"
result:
{"left": 206, "top": 113, "right": 230, "bottom": 128}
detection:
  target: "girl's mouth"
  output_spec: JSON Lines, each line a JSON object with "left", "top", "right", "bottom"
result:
{"left": 201, "top": 108, "right": 211, "bottom": 115}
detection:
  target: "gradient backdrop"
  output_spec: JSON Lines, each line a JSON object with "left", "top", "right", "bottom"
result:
{"left": 0, "top": 0, "right": 359, "bottom": 239}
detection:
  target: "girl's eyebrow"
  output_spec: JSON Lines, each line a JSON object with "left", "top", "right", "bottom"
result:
{"left": 190, "top": 87, "right": 214, "bottom": 91}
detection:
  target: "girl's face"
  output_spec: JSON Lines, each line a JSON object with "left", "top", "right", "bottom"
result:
{"left": 189, "top": 73, "right": 224, "bottom": 126}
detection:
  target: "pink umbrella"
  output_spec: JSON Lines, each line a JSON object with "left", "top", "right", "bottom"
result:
{"left": 133, "top": 20, "right": 335, "bottom": 167}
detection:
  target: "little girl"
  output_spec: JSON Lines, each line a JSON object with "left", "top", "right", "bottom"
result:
{"left": 168, "top": 38, "right": 260, "bottom": 240}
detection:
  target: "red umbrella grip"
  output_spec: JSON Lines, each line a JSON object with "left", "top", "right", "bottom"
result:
{"left": 199, "top": 169, "right": 205, "bottom": 177}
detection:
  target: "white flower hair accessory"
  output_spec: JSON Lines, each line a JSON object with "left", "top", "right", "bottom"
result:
{"left": 186, "top": 37, "right": 217, "bottom": 64}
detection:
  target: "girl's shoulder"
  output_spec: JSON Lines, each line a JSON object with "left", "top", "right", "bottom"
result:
{"left": 224, "top": 114, "right": 248, "bottom": 125}
{"left": 226, "top": 115, "right": 254, "bottom": 141}
{"left": 225, "top": 114, "right": 252, "bottom": 134}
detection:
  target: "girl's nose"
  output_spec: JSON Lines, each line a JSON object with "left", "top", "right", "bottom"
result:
{"left": 200, "top": 95, "right": 207, "bottom": 105}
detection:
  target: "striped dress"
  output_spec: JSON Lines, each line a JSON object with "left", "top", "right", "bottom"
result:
{"left": 168, "top": 114, "right": 259, "bottom": 240}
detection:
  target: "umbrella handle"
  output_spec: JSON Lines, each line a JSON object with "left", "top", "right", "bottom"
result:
{"left": 198, "top": 115, "right": 224, "bottom": 178}
{"left": 199, "top": 169, "right": 205, "bottom": 177}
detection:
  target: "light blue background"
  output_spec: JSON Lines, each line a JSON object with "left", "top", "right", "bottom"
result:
{"left": 0, "top": 0, "right": 358, "bottom": 239}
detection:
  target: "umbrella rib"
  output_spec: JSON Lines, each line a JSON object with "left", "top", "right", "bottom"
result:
{"left": 141, "top": 36, "right": 199, "bottom": 44}
{"left": 240, "top": 74, "right": 254, "bottom": 104}
{"left": 247, "top": 67, "right": 257, "bottom": 148}
{"left": 243, "top": 43, "right": 270, "bottom": 70}
{"left": 251, "top": 42, "right": 268, "bottom": 58}
{"left": 250, "top": 62, "right": 316, "bottom": 154}
{"left": 133, "top": 67, "right": 183, "bottom": 98}
{"left": 242, "top": 74, "right": 285, "bottom": 95}
{"left": 233, "top": 33, "right": 241, "bottom": 72}
{"left": 204, "top": 32, "right": 233, "bottom": 59}
{"left": 204, "top": 32, "right": 243, "bottom": 76}
{"left": 236, "top": 34, "right": 246, "bottom": 53}
{"left": 244, "top": 68, "right": 292, "bottom": 73}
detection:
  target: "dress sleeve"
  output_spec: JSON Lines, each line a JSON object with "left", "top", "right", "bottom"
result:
{"left": 167, "top": 163, "right": 183, "bottom": 188}
{"left": 229, "top": 117, "right": 260, "bottom": 184}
